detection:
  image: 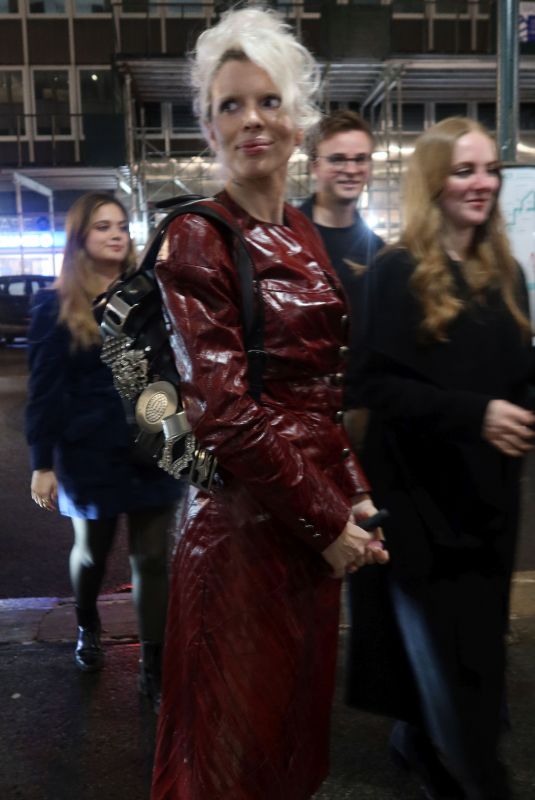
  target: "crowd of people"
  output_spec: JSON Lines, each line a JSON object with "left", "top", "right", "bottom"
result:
{"left": 25, "top": 5, "right": 533, "bottom": 800}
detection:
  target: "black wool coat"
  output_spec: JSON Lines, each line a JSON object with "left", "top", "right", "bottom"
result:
{"left": 345, "top": 247, "right": 535, "bottom": 776}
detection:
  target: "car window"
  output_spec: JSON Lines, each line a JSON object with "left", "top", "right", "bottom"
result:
{"left": 32, "top": 277, "right": 54, "bottom": 293}
{"left": 7, "top": 280, "right": 26, "bottom": 297}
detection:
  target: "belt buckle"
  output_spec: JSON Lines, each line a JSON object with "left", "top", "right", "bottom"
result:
{"left": 189, "top": 447, "right": 218, "bottom": 493}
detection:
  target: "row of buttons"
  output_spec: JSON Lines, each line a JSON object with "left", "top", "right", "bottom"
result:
{"left": 332, "top": 316, "right": 350, "bottom": 415}
{"left": 298, "top": 517, "right": 322, "bottom": 539}
{"left": 296, "top": 313, "right": 351, "bottom": 538}
{"left": 331, "top": 330, "right": 350, "bottom": 386}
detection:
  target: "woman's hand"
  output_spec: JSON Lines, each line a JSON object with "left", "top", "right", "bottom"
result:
{"left": 482, "top": 400, "right": 535, "bottom": 457}
{"left": 31, "top": 469, "right": 58, "bottom": 511}
{"left": 350, "top": 496, "right": 389, "bottom": 571}
{"left": 350, "top": 496, "right": 378, "bottom": 523}
{"left": 322, "top": 512, "right": 389, "bottom": 580}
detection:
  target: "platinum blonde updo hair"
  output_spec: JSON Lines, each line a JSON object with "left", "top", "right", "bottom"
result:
{"left": 191, "top": 5, "right": 321, "bottom": 137}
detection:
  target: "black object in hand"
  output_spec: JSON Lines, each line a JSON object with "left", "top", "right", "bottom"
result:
{"left": 359, "top": 509, "right": 389, "bottom": 531}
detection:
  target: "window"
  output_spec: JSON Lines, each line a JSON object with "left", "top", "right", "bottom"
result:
{"left": 435, "top": 102, "right": 467, "bottom": 123}
{"left": 33, "top": 70, "right": 71, "bottom": 135}
{"left": 171, "top": 103, "right": 197, "bottom": 132}
{"left": 0, "top": 277, "right": 25, "bottom": 296}
{"left": 121, "top": 0, "right": 147, "bottom": 11}
{"left": 119, "top": 0, "right": 160, "bottom": 14}
{"left": 0, "top": 0, "right": 19, "bottom": 12}
{"left": 138, "top": 102, "right": 162, "bottom": 131}
{"left": 0, "top": 71, "right": 24, "bottom": 135}
{"left": 392, "top": 0, "right": 425, "bottom": 12}
{"left": 391, "top": 102, "right": 425, "bottom": 131}
{"left": 29, "top": 276, "right": 55, "bottom": 293}
{"left": 74, "top": 0, "right": 111, "bottom": 11}
{"left": 165, "top": 1, "right": 208, "bottom": 16}
{"left": 28, "top": 0, "right": 65, "bottom": 12}
{"left": 80, "top": 70, "right": 115, "bottom": 114}
{"left": 435, "top": 0, "right": 469, "bottom": 12}
{"left": 520, "top": 103, "right": 535, "bottom": 130}
{"left": 477, "top": 102, "right": 495, "bottom": 130}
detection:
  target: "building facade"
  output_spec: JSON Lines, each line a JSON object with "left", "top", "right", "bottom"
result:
{"left": 0, "top": 0, "right": 534, "bottom": 273}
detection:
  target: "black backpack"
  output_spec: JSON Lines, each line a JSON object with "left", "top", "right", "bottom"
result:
{"left": 96, "top": 195, "right": 265, "bottom": 493}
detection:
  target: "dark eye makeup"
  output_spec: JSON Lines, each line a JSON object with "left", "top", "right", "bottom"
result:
{"left": 262, "top": 94, "right": 282, "bottom": 109}
{"left": 218, "top": 98, "right": 239, "bottom": 114}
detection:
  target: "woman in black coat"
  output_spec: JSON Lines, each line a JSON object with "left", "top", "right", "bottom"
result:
{"left": 345, "top": 118, "right": 535, "bottom": 800}
{"left": 26, "top": 192, "right": 183, "bottom": 710}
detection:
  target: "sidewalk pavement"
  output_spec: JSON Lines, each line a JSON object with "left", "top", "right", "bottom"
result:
{"left": 0, "top": 592, "right": 138, "bottom": 646}
{"left": 1, "top": 575, "right": 535, "bottom": 800}
{"left": 3, "top": 571, "right": 535, "bottom": 646}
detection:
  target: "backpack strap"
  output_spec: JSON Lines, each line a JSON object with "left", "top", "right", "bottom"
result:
{"left": 150, "top": 195, "right": 266, "bottom": 402}
{"left": 98, "top": 195, "right": 268, "bottom": 491}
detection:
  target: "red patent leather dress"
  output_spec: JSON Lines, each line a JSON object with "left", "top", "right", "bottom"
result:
{"left": 151, "top": 191, "right": 369, "bottom": 800}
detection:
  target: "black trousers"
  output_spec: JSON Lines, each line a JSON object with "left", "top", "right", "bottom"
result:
{"left": 70, "top": 504, "right": 176, "bottom": 643}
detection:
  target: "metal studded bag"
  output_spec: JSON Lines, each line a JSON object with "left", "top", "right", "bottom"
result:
{"left": 95, "top": 195, "right": 265, "bottom": 493}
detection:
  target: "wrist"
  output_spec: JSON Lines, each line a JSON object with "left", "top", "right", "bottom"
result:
{"left": 351, "top": 493, "right": 370, "bottom": 505}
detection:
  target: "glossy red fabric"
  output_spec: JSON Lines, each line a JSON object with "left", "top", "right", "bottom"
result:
{"left": 151, "top": 192, "right": 369, "bottom": 800}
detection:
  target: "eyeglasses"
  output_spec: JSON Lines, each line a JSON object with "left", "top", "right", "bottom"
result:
{"left": 317, "top": 154, "right": 372, "bottom": 168}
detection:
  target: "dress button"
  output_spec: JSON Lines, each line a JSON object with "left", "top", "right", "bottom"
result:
{"left": 342, "top": 447, "right": 351, "bottom": 459}
{"left": 339, "top": 346, "right": 349, "bottom": 358}
{"left": 335, "top": 410, "right": 344, "bottom": 423}
{"left": 331, "top": 373, "right": 344, "bottom": 386}
{"left": 341, "top": 315, "right": 349, "bottom": 331}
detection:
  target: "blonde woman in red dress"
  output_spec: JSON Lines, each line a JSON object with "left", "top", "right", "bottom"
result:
{"left": 151, "top": 7, "right": 388, "bottom": 800}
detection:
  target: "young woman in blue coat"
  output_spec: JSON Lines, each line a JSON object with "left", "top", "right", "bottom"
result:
{"left": 26, "top": 192, "right": 182, "bottom": 711}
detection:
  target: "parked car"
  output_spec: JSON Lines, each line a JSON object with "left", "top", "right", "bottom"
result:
{"left": 0, "top": 274, "right": 55, "bottom": 344}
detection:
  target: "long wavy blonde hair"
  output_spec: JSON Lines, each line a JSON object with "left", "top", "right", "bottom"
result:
{"left": 56, "top": 192, "right": 137, "bottom": 349}
{"left": 400, "top": 116, "right": 530, "bottom": 342}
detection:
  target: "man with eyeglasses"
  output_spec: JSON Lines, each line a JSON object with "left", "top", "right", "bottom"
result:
{"left": 300, "top": 109, "right": 383, "bottom": 302}
{"left": 301, "top": 111, "right": 384, "bottom": 452}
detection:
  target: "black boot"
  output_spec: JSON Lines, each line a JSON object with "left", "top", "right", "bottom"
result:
{"left": 74, "top": 607, "right": 104, "bottom": 672}
{"left": 138, "top": 641, "right": 163, "bottom": 714}
{"left": 389, "top": 721, "right": 463, "bottom": 800}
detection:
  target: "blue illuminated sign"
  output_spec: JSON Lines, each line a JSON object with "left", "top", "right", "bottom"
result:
{"left": 520, "top": 3, "right": 535, "bottom": 42}
{"left": 0, "top": 232, "right": 66, "bottom": 250}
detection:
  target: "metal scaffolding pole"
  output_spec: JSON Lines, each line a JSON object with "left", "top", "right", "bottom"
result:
{"left": 48, "top": 193, "right": 56, "bottom": 274}
{"left": 13, "top": 171, "right": 54, "bottom": 274}
{"left": 123, "top": 72, "right": 139, "bottom": 227}
{"left": 497, "top": 0, "right": 519, "bottom": 162}
{"left": 14, "top": 180, "right": 25, "bottom": 273}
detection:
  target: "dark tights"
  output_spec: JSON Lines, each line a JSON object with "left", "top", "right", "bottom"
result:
{"left": 70, "top": 506, "right": 174, "bottom": 643}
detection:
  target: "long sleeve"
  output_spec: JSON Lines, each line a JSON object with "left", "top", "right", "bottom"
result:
{"left": 156, "top": 212, "right": 366, "bottom": 553}
{"left": 25, "top": 290, "right": 70, "bottom": 470}
{"left": 352, "top": 353, "right": 490, "bottom": 440}
{"left": 346, "top": 249, "right": 493, "bottom": 442}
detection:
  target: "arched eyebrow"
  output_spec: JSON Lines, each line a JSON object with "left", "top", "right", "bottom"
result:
{"left": 329, "top": 150, "right": 370, "bottom": 156}
{"left": 451, "top": 159, "right": 501, "bottom": 170}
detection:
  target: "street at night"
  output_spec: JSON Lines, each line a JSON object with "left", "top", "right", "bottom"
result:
{"left": 1, "top": 343, "right": 535, "bottom": 800}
